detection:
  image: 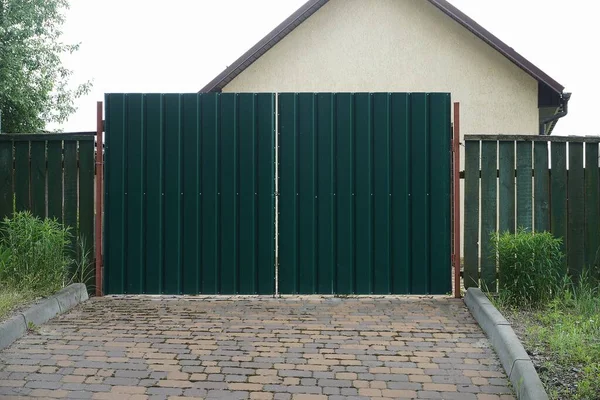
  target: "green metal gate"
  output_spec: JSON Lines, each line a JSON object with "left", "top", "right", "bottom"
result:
{"left": 104, "top": 92, "right": 451, "bottom": 295}
{"left": 104, "top": 93, "right": 275, "bottom": 294}
{"left": 278, "top": 93, "right": 451, "bottom": 294}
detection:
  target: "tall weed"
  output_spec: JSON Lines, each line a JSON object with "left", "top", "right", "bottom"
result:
{"left": 0, "top": 212, "right": 72, "bottom": 295}
{"left": 70, "top": 236, "right": 95, "bottom": 293}
{"left": 492, "top": 229, "right": 565, "bottom": 308}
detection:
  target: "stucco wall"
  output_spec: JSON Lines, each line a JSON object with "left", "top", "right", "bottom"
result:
{"left": 223, "top": 0, "right": 539, "bottom": 136}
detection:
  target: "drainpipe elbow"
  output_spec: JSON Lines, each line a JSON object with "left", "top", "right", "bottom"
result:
{"left": 540, "top": 92, "right": 572, "bottom": 135}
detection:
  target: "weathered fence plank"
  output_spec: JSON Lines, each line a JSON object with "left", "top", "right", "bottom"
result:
{"left": 516, "top": 141, "right": 532, "bottom": 230}
{"left": 464, "top": 140, "right": 480, "bottom": 288}
{"left": 568, "top": 143, "right": 585, "bottom": 279}
{"left": 79, "top": 140, "right": 95, "bottom": 268}
{"left": 551, "top": 142, "right": 568, "bottom": 259}
{"left": 480, "top": 140, "right": 497, "bottom": 291}
{"left": 585, "top": 143, "right": 600, "bottom": 271}
{"left": 14, "top": 142, "right": 30, "bottom": 212}
{"left": 0, "top": 142, "right": 13, "bottom": 218}
{"left": 63, "top": 141, "right": 78, "bottom": 250}
{"left": 30, "top": 141, "right": 46, "bottom": 218}
{"left": 498, "top": 141, "right": 515, "bottom": 234}
{"left": 534, "top": 142, "right": 550, "bottom": 232}
{"left": 47, "top": 141, "right": 63, "bottom": 222}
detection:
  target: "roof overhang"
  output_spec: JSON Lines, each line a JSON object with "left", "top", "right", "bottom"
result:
{"left": 428, "top": 0, "right": 564, "bottom": 94}
{"left": 199, "top": 0, "right": 328, "bottom": 93}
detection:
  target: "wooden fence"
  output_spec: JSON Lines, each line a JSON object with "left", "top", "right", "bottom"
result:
{"left": 464, "top": 135, "right": 600, "bottom": 290}
{"left": 0, "top": 133, "right": 95, "bottom": 255}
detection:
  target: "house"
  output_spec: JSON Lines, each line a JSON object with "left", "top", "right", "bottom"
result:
{"left": 200, "top": 0, "right": 569, "bottom": 136}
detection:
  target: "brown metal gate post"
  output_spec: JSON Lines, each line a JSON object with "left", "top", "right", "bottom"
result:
{"left": 95, "top": 102, "right": 104, "bottom": 297}
{"left": 453, "top": 102, "right": 461, "bottom": 298}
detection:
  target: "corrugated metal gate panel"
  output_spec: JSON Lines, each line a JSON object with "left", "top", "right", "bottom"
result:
{"left": 278, "top": 93, "right": 451, "bottom": 294}
{"left": 104, "top": 92, "right": 450, "bottom": 295}
{"left": 104, "top": 93, "right": 275, "bottom": 295}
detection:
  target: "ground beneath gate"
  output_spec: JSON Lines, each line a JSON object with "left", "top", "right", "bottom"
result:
{"left": 0, "top": 297, "right": 513, "bottom": 400}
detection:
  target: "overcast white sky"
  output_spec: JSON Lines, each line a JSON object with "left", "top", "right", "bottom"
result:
{"left": 57, "top": 0, "right": 599, "bottom": 136}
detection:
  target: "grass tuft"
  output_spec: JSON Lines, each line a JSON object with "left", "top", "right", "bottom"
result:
{"left": 0, "top": 211, "right": 73, "bottom": 319}
{"left": 70, "top": 236, "right": 95, "bottom": 293}
{"left": 0, "top": 288, "right": 33, "bottom": 320}
{"left": 492, "top": 229, "right": 564, "bottom": 308}
{"left": 0, "top": 211, "right": 72, "bottom": 295}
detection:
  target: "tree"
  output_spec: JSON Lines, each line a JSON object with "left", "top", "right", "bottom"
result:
{"left": 0, "top": 0, "right": 91, "bottom": 133}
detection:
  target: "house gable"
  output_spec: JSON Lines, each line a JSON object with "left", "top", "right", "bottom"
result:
{"left": 200, "top": 0, "right": 564, "bottom": 95}
{"left": 218, "top": 0, "right": 540, "bottom": 134}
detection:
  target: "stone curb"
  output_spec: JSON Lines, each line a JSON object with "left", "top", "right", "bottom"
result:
{"left": 465, "top": 288, "right": 548, "bottom": 400}
{"left": 0, "top": 283, "right": 88, "bottom": 351}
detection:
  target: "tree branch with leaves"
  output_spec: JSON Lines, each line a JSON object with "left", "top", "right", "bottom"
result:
{"left": 0, "top": 0, "right": 91, "bottom": 133}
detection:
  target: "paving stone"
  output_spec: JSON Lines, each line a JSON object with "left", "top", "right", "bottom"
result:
{"left": 115, "top": 370, "right": 151, "bottom": 379}
{"left": 63, "top": 383, "right": 111, "bottom": 392}
{"left": 206, "top": 389, "right": 249, "bottom": 399}
{"left": 323, "top": 387, "right": 341, "bottom": 395}
{"left": 62, "top": 375, "right": 86, "bottom": 384}
{"left": 103, "top": 377, "right": 140, "bottom": 386}
{"left": 146, "top": 387, "right": 183, "bottom": 396}
{"left": 416, "top": 390, "right": 444, "bottom": 398}
{"left": 183, "top": 388, "right": 208, "bottom": 397}
{"left": 318, "top": 379, "right": 352, "bottom": 387}
{"left": 0, "top": 297, "right": 512, "bottom": 398}
{"left": 110, "top": 385, "right": 146, "bottom": 394}
{"left": 29, "top": 389, "right": 69, "bottom": 398}
{"left": 24, "top": 373, "right": 63, "bottom": 382}
{"left": 192, "top": 381, "right": 228, "bottom": 390}
{"left": 64, "top": 390, "right": 94, "bottom": 399}
{"left": 24, "top": 380, "right": 62, "bottom": 389}
{"left": 278, "top": 370, "right": 312, "bottom": 378}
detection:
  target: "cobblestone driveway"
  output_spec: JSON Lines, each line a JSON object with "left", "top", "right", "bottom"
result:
{"left": 0, "top": 297, "right": 513, "bottom": 399}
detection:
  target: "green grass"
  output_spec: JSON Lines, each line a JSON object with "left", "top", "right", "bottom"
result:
{"left": 530, "top": 278, "right": 600, "bottom": 399}
{"left": 0, "top": 287, "right": 34, "bottom": 319}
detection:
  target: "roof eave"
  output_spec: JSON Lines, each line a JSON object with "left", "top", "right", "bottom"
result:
{"left": 427, "top": 0, "right": 564, "bottom": 94}
{"left": 199, "top": 0, "right": 328, "bottom": 93}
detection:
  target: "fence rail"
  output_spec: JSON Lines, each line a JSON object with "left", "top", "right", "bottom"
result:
{"left": 0, "top": 133, "right": 96, "bottom": 257}
{"left": 464, "top": 135, "right": 600, "bottom": 290}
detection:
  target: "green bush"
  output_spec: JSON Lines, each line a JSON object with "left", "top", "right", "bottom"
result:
{"left": 0, "top": 211, "right": 72, "bottom": 295}
{"left": 492, "top": 229, "right": 565, "bottom": 308}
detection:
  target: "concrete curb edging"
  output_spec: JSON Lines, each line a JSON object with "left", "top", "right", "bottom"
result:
{"left": 0, "top": 283, "right": 88, "bottom": 351}
{"left": 465, "top": 288, "right": 548, "bottom": 400}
